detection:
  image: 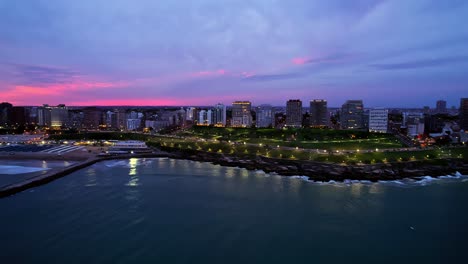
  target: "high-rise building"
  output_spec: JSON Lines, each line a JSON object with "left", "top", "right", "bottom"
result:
{"left": 82, "top": 107, "right": 102, "bottom": 129}
{"left": 309, "top": 99, "right": 328, "bottom": 127}
{"left": 126, "top": 119, "right": 141, "bottom": 131}
{"left": 198, "top": 110, "right": 208, "bottom": 125}
{"left": 256, "top": 104, "right": 273, "bottom": 128}
{"left": 460, "top": 98, "right": 468, "bottom": 131}
{"left": 186, "top": 107, "right": 196, "bottom": 121}
{"left": 105, "top": 111, "right": 114, "bottom": 127}
{"left": 403, "top": 112, "right": 425, "bottom": 136}
{"left": 231, "top": 101, "right": 252, "bottom": 127}
{"left": 0, "top": 102, "right": 13, "bottom": 127}
{"left": 50, "top": 104, "right": 68, "bottom": 127}
{"left": 286, "top": 99, "right": 302, "bottom": 128}
{"left": 27, "top": 107, "right": 38, "bottom": 124}
{"left": 37, "top": 105, "right": 52, "bottom": 126}
{"left": 436, "top": 100, "right": 447, "bottom": 114}
{"left": 125, "top": 111, "right": 142, "bottom": 131}
{"left": 213, "top": 103, "right": 226, "bottom": 127}
{"left": 68, "top": 110, "right": 83, "bottom": 128}
{"left": 207, "top": 109, "right": 213, "bottom": 125}
{"left": 369, "top": 108, "right": 388, "bottom": 133}
{"left": 112, "top": 109, "right": 127, "bottom": 130}
{"left": 10, "top": 106, "right": 26, "bottom": 126}
{"left": 340, "top": 100, "right": 364, "bottom": 129}
{"left": 37, "top": 104, "right": 68, "bottom": 127}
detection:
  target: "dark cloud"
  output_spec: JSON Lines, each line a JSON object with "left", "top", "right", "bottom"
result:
{"left": 370, "top": 56, "right": 468, "bottom": 70}
{"left": 8, "top": 63, "right": 80, "bottom": 85}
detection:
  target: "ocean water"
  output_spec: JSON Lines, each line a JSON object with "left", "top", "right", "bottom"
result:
{"left": 0, "top": 160, "right": 74, "bottom": 186}
{"left": 1, "top": 158, "right": 468, "bottom": 263}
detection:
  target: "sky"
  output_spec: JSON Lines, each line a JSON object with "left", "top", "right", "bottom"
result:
{"left": 0, "top": 0, "right": 467, "bottom": 108}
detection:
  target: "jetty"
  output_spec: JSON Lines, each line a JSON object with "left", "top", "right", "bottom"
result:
{"left": 0, "top": 152, "right": 172, "bottom": 198}
{"left": 0, "top": 158, "right": 101, "bottom": 198}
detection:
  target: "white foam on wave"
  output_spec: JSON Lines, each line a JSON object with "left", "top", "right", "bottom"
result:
{"left": 392, "top": 180, "right": 405, "bottom": 185}
{"left": 0, "top": 165, "right": 49, "bottom": 175}
{"left": 290, "top": 175, "right": 309, "bottom": 181}
{"left": 439, "top": 175, "right": 457, "bottom": 179}
{"left": 104, "top": 160, "right": 128, "bottom": 167}
{"left": 415, "top": 176, "right": 439, "bottom": 186}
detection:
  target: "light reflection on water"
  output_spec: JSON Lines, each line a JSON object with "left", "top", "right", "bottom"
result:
{"left": 225, "top": 167, "right": 235, "bottom": 178}
{"left": 351, "top": 183, "right": 362, "bottom": 197}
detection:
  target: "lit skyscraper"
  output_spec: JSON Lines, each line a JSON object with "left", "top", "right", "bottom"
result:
{"left": 369, "top": 108, "right": 388, "bottom": 133}
{"left": 37, "top": 105, "right": 51, "bottom": 126}
{"left": 340, "top": 100, "right": 364, "bottom": 129}
{"left": 50, "top": 104, "right": 68, "bottom": 127}
{"left": 231, "top": 101, "right": 252, "bottom": 127}
{"left": 213, "top": 103, "right": 226, "bottom": 127}
{"left": 256, "top": 104, "right": 273, "bottom": 128}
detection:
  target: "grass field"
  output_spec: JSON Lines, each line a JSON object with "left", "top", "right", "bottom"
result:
{"left": 177, "top": 127, "right": 403, "bottom": 150}
{"left": 48, "top": 129, "right": 467, "bottom": 164}
{"left": 147, "top": 136, "right": 467, "bottom": 164}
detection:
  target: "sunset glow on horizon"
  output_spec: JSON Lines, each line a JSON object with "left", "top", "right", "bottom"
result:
{"left": 1, "top": 0, "right": 467, "bottom": 107}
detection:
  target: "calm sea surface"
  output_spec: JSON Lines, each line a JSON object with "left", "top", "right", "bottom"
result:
{"left": 1, "top": 158, "right": 468, "bottom": 263}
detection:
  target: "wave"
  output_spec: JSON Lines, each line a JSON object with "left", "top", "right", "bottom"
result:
{"left": 284, "top": 173, "right": 468, "bottom": 188}
{"left": 104, "top": 160, "right": 128, "bottom": 167}
{"left": 290, "top": 175, "right": 309, "bottom": 181}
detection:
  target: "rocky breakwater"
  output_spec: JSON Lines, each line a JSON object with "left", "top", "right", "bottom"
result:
{"left": 161, "top": 147, "right": 468, "bottom": 182}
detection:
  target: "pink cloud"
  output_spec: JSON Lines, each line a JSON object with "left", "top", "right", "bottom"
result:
{"left": 291, "top": 53, "right": 352, "bottom": 66}
{"left": 292, "top": 57, "right": 310, "bottom": 65}
{"left": 189, "top": 69, "right": 228, "bottom": 78}
{"left": 2, "top": 78, "right": 128, "bottom": 105}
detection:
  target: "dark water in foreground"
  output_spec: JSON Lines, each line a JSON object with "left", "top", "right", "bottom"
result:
{"left": 1, "top": 158, "right": 468, "bottom": 263}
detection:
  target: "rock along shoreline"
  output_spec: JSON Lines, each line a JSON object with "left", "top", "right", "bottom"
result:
{"left": 160, "top": 148, "right": 468, "bottom": 182}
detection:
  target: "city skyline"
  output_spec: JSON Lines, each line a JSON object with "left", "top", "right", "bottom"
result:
{"left": 1, "top": 0, "right": 467, "bottom": 107}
